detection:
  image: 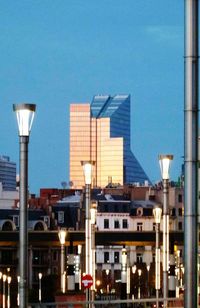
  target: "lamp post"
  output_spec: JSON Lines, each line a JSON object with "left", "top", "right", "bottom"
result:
{"left": 121, "top": 248, "right": 127, "bottom": 301}
{"left": 91, "top": 203, "right": 97, "bottom": 306}
{"left": 7, "top": 276, "right": 11, "bottom": 308}
{"left": 81, "top": 161, "right": 94, "bottom": 308}
{"left": 38, "top": 273, "right": 42, "bottom": 303}
{"left": 17, "top": 276, "right": 20, "bottom": 307}
{"left": 153, "top": 205, "right": 162, "bottom": 308}
{"left": 138, "top": 269, "right": 142, "bottom": 299}
{"left": 58, "top": 229, "right": 67, "bottom": 293}
{"left": 132, "top": 265, "right": 136, "bottom": 299}
{"left": 3, "top": 274, "right": 6, "bottom": 308}
{"left": 13, "top": 103, "right": 36, "bottom": 308}
{"left": 0, "top": 272, "right": 2, "bottom": 306}
{"left": 146, "top": 265, "right": 150, "bottom": 298}
{"left": 159, "top": 154, "right": 173, "bottom": 308}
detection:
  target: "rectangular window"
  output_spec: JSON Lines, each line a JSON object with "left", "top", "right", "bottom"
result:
{"left": 114, "top": 251, "right": 119, "bottom": 263}
{"left": 58, "top": 211, "right": 64, "bottom": 223}
{"left": 136, "top": 253, "right": 143, "bottom": 263}
{"left": 104, "top": 219, "right": 109, "bottom": 229}
{"left": 122, "top": 219, "right": 128, "bottom": 229}
{"left": 137, "top": 222, "right": 143, "bottom": 231}
{"left": 104, "top": 251, "right": 109, "bottom": 263}
{"left": 114, "top": 220, "right": 120, "bottom": 229}
{"left": 178, "top": 194, "right": 182, "bottom": 203}
{"left": 178, "top": 208, "right": 182, "bottom": 216}
{"left": 178, "top": 221, "right": 182, "bottom": 230}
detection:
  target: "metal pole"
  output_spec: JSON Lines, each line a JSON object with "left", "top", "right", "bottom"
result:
{"left": 156, "top": 223, "right": 160, "bottom": 308}
{"left": 3, "top": 278, "right": 6, "bottom": 308}
{"left": 60, "top": 244, "right": 65, "bottom": 293}
{"left": 85, "top": 184, "right": 91, "bottom": 308}
{"left": 184, "top": 1, "right": 198, "bottom": 308}
{"left": 7, "top": 282, "right": 10, "bottom": 308}
{"left": 39, "top": 278, "right": 41, "bottom": 303}
{"left": 163, "top": 179, "right": 169, "bottom": 308}
{"left": 19, "top": 136, "right": 29, "bottom": 308}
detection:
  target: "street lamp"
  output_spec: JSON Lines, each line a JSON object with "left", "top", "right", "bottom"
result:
{"left": 7, "top": 276, "right": 11, "bottom": 308}
{"left": 153, "top": 205, "right": 162, "bottom": 308}
{"left": 17, "top": 276, "right": 20, "bottom": 307}
{"left": 91, "top": 202, "right": 97, "bottom": 305}
{"left": 0, "top": 272, "right": 2, "bottom": 306}
{"left": 13, "top": 103, "right": 36, "bottom": 308}
{"left": 121, "top": 248, "right": 127, "bottom": 300}
{"left": 159, "top": 154, "right": 173, "bottom": 308}
{"left": 138, "top": 269, "right": 142, "bottom": 299}
{"left": 38, "top": 273, "right": 42, "bottom": 303}
{"left": 3, "top": 274, "right": 6, "bottom": 308}
{"left": 146, "top": 265, "right": 150, "bottom": 298}
{"left": 81, "top": 160, "right": 94, "bottom": 308}
{"left": 58, "top": 229, "right": 67, "bottom": 293}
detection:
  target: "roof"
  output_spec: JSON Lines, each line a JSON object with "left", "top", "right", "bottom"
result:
{"left": 91, "top": 94, "right": 130, "bottom": 118}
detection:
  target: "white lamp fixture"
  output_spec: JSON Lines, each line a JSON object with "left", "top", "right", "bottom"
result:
{"left": 159, "top": 155, "right": 173, "bottom": 180}
{"left": 81, "top": 161, "right": 94, "bottom": 185}
{"left": 138, "top": 269, "right": 142, "bottom": 277}
{"left": 13, "top": 104, "right": 36, "bottom": 136}
{"left": 153, "top": 206, "right": 162, "bottom": 224}
{"left": 58, "top": 229, "right": 67, "bottom": 245}
{"left": 132, "top": 265, "right": 137, "bottom": 274}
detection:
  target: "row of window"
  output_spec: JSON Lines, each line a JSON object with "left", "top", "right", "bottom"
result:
{"left": 104, "top": 219, "right": 128, "bottom": 229}
{"left": 103, "top": 219, "right": 183, "bottom": 231}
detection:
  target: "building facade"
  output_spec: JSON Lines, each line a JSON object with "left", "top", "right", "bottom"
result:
{"left": 69, "top": 95, "right": 150, "bottom": 189}
{"left": 0, "top": 156, "right": 16, "bottom": 191}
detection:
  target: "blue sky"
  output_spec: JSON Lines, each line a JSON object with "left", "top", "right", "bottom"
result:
{"left": 0, "top": 0, "right": 184, "bottom": 194}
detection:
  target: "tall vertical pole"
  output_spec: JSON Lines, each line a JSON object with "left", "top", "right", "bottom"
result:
{"left": 163, "top": 179, "right": 169, "bottom": 308}
{"left": 184, "top": 1, "right": 198, "bottom": 308}
{"left": 60, "top": 243, "right": 65, "bottom": 292}
{"left": 85, "top": 183, "right": 91, "bottom": 308}
{"left": 155, "top": 222, "right": 161, "bottom": 308}
{"left": 19, "top": 136, "right": 29, "bottom": 308}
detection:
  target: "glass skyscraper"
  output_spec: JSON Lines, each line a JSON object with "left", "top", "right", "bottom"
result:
{"left": 0, "top": 156, "right": 16, "bottom": 191}
{"left": 70, "top": 95, "right": 150, "bottom": 188}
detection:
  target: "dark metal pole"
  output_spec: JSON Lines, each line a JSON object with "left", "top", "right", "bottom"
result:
{"left": 85, "top": 184, "right": 91, "bottom": 308}
{"left": 163, "top": 179, "right": 169, "bottom": 308}
{"left": 19, "top": 136, "right": 29, "bottom": 308}
{"left": 156, "top": 223, "right": 160, "bottom": 308}
{"left": 184, "top": 1, "right": 198, "bottom": 308}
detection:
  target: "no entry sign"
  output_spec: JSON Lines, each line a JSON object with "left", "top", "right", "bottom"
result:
{"left": 81, "top": 274, "right": 93, "bottom": 289}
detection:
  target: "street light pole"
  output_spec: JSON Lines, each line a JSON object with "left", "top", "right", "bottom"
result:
{"left": 7, "top": 276, "right": 11, "bottom": 308}
{"left": 58, "top": 229, "right": 67, "bottom": 293}
{"left": 153, "top": 205, "right": 162, "bottom": 308}
{"left": 184, "top": 1, "right": 198, "bottom": 308}
{"left": 81, "top": 161, "right": 94, "bottom": 308}
{"left": 138, "top": 269, "right": 142, "bottom": 299}
{"left": 13, "top": 104, "right": 36, "bottom": 308}
{"left": 159, "top": 154, "right": 173, "bottom": 308}
{"left": 2, "top": 274, "right": 6, "bottom": 308}
{"left": 38, "top": 273, "right": 42, "bottom": 303}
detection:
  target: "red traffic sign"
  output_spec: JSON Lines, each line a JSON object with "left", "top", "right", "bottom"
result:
{"left": 81, "top": 274, "right": 93, "bottom": 289}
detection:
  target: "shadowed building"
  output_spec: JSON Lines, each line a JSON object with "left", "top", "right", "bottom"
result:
{"left": 70, "top": 95, "right": 150, "bottom": 188}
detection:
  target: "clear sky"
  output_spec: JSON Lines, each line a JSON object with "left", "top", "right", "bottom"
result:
{"left": 0, "top": 0, "right": 184, "bottom": 194}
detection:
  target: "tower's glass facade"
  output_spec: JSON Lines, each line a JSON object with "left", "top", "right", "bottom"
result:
{"left": 70, "top": 95, "right": 150, "bottom": 188}
{"left": 0, "top": 156, "right": 16, "bottom": 191}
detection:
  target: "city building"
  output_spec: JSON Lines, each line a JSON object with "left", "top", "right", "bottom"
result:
{"left": 0, "top": 156, "right": 16, "bottom": 191}
{"left": 69, "top": 95, "right": 150, "bottom": 189}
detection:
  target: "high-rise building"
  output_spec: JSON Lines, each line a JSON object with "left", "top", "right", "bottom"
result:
{"left": 70, "top": 95, "right": 150, "bottom": 188}
{"left": 0, "top": 156, "right": 16, "bottom": 191}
